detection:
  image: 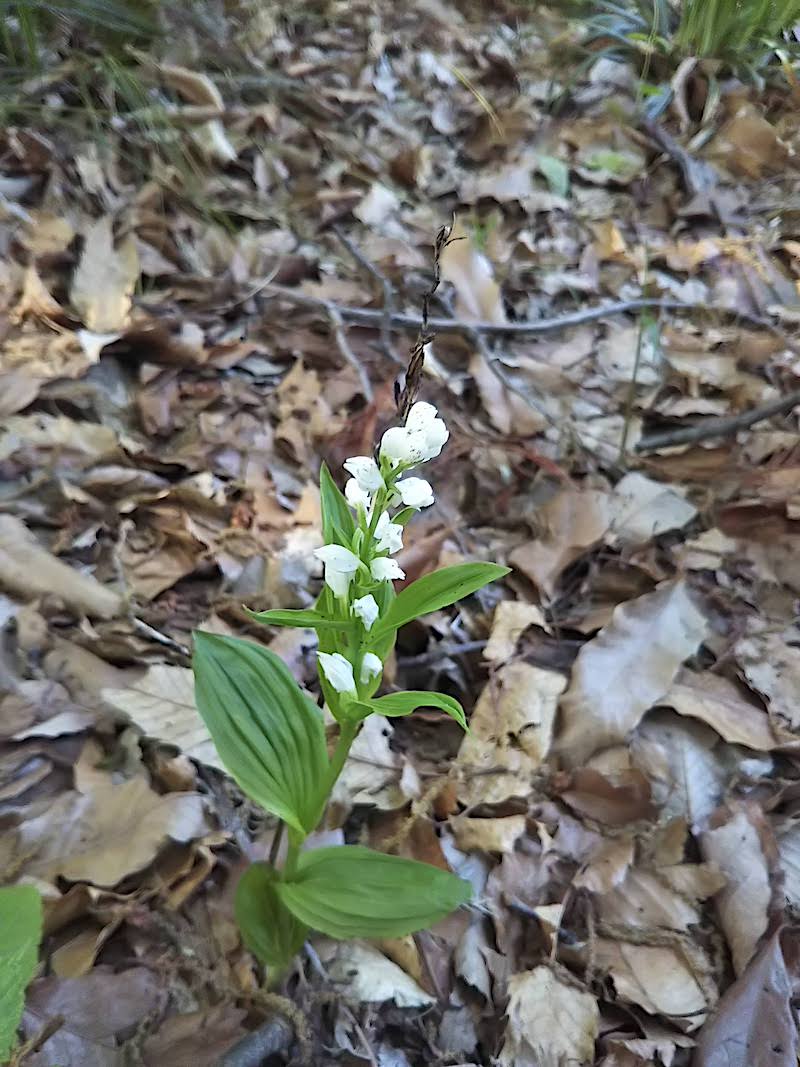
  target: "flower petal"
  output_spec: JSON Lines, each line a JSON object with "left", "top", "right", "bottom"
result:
{"left": 353, "top": 593, "right": 379, "bottom": 631}
{"left": 317, "top": 651, "right": 356, "bottom": 694}
{"left": 370, "top": 556, "right": 405, "bottom": 581}
{"left": 360, "top": 652, "right": 383, "bottom": 684}
{"left": 343, "top": 456, "right": 384, "bottom": 492}
{"left": 396, "top": 477, "right": 434, "bottom": 509}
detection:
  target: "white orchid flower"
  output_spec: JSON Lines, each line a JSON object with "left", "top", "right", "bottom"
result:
{"left": 379, "top": 403, "right": 449, "bottom": 468}
{"left": 360, "top": 653, "right": 383, "bottom": 684}
{"left": 317, "top": 651, "right": 356, "bottom": 694}
{"left": 370, "top": 556, "right": 405, "bottom": 582}
{"left": 353, "top": 593, "right": 379, "bottom": 631}
{"left": 374, "top": 511, "right": 403, "bottom": 554}
{"left": 345, "top": 478, "right": 371, "bottom": 512}
{"left": 395, "top": 477, "right": 434, "bottom": 509}
{"left": 314, "top": 543, "right": 361, "bottom": 598}
{"left": 343, "top": 456, "right": 384, "bottom": 492}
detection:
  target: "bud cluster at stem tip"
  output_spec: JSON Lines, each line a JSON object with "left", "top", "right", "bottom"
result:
{"left": 313, "top": 402, "right": 448, "bottom": 699}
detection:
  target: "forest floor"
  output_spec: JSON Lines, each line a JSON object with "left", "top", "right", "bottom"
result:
{"left": 4, "top": 1, "right": 800, "bottom": 1064}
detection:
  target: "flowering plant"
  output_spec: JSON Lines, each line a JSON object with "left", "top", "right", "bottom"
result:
{"left": 193, "top": 402, "right": 508, "bottom": 974}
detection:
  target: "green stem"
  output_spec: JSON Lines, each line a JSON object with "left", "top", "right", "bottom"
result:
{"left": 284, "top": 833, "right": 301, "bottom": 878}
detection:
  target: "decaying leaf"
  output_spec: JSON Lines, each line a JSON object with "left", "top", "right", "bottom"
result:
{"left": 70, "top": 217, "right": 139, "bottom": 333}
{"left": 484, "top": 600, "right": 547, "bottom": 665}
{"left": 103, "top": 664, "right": 223, "bottom": 769}
{"left": 594, "top": 939, "right": 711, "bottom": 1028}
{"left": 608, "top": 472, "right": 697, "bottom": 546}
{"left": 456, "top": 662, "right": 566, "bottom": 806}
{"left": 557, "top": 581, "right": 709, "bottom": 766}
{"left": 664, "top": 669, "right": 776, "bottom": 750}
{"left": 323, "top": 941, "right": 434, "bottom": 1007}
{"left": 499, "top": 966, "right": 599, "bottom": 1067}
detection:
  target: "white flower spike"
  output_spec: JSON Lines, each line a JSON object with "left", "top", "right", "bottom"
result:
{"left": 314, "top": 544, "right": 360, "bottom": 598}
{"left": 379, "top": 403, "right": 449, "bottom": 469}
{"left": 360, "top": 653, "right": 383, "bottom": 684}
{"left": 371, "top": 556, "right": 405, "bottom": 582}
{"left": 317, "top": 652, "right": 356, "bottom": 694}
{"left": 353, "top": 593, "right": 379, "bottom": 631}
{"left": 374, "top": 511, "right": 404, "bottom": 555}
{"left": 343, "top": 456, "right": 384, "bottom": 492}
{"left": 396, "top": 477, "right": 434, "bottom": 509}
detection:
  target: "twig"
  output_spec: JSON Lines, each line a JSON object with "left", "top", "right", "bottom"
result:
{"left": 326, "top": 306, "right": 373, "bottom": 400}
{"left": 218, "top": 1017, "right": 294, "bottom": 1067}
{"left": 636, "top": 386, "right": 800, "bottom": 452}
{"left": 132, "top": 617, "right": 191, "bottom": 658}
{"left": 332, "top": 224, "right": 399, "bottom": 365}
{"left": 265, "top": 286, "right": 706, "bottom": 337}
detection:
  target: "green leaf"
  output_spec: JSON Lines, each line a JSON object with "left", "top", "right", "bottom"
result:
{"left": 358, "top": 691, "right": 467, "bottom": 730}
{"left": 0, "top": 885, "right": 42, "bottom": 1063}
{"left": 320, "top": 462, "right": 355, "bottom": 546}
{"left": 537, "top": 153, "right": 570, "bottom": 197}
{"left": 372, "top": 562, "right": 510, "bottom": 638}
{"left": 246, "top": 607, "right": 353, "bottom": 632}
{"left": 277, "top": 846, "right": 471, "bottom": 939}
{"left": 235, "top": 863, "right": 307, "bottom": 970}
{"left": 193, "top": 632, "right": 328, "bottom": 834}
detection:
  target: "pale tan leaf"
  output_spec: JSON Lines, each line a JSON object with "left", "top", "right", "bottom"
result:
{"left": 597, "top": 323, "right": 661, "bottom": 383}
{"left": 509, "top": 489, "right": 611, "bottom": 597}
{"left": 594, "top": 940, "right": 710, "bottom": 1028}
{"left": 499, "top": 966, "right": 599, "bottom": 1067}
{"left": 331, "top": 715, "right": 406, "bottom": 812}
{"left": 18, "top": 776, "right": 207, "bottom": 887}
{"left": 102, "top": 664, "right": 223, "bottom": 770}
{"left": 664, "top": 669, "right": 776, "bottom": 750}
{"left": 440, "top": 221, "right": 506, "bottom": 323}
{"left": 353, "top": 182, "right": 400, "bottom": 226}
{"left": 0, "top": 515, "right": 123, "bottom": 619}
{"left": 456, "top": 662, "right": 565, "bottom": 806}
{"left": 451, "top": 814, "right": 527, "bottom": 855}
{"left": 557, "top": 581, "right": 709, "bottom": 766}
{"left": 323, "top": 942, "right": 434, "bottom": 1007}
{"left": 0, "top": 413, "right": 119, "bottom": 461}
{"left": 157, "top": 62, "right": 224, "bottom": 107}
{"left": 70, "top": 217, "right": 139, "bottom": 332}
{"left": 736, "top": 632, "right": 800, "bottom": 736}
{"left": 609, "top": 472, "right": 697, "bottom": 545}
{"left": 573, "top": 838, "right": 634, "bottom": 894}
{"left": 702, "top": 809, "right": 771, "bottom": 975}
{"left": 484, "top": 601, "right": 547, "bottom": 666}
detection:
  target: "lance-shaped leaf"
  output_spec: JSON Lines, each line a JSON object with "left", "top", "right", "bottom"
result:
{"left": 355, "top": 691, "right": 467, "bottom": 730}
{"left": 246, "top": 607, "right": 354, "bottom": 632}
{"left": 235, "top": 863, "right": 307, "bottom": 970}
{"left": 371, "top": 562, "right": 509, "bottom": 638}
{"left": 320, "top": 462, "right": 355, "bottom": 546}
{"left": 0, "top": 885, "right": 42, "bottom": 1062}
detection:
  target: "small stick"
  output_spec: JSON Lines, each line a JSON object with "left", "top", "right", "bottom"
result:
{"left": 332, "top": 224, "right": 399, "bottom": 365}
{"left": 636, "top": 386, "right": 800, "bottom": 452}
{"left": 327, "top": 306, "right": 373, "bottom": 401}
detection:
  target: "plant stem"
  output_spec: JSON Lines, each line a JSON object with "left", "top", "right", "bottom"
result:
{"left": 284, "top": 834, "right": 301, "bottom": 879}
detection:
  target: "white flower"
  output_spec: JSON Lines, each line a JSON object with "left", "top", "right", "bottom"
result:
{"left": 395, "top": 477, "right": 434, "bottom": 509}
{"left": 345, "top": 478, "right": 371, "bottom": 511}
{"left": 343, "top": 456, "right": 384, "bottom": 492}
{"left": 314, "top": 544, "right": 360, "bottom": 598}
{"left": 360, "top": 652, "right": 383, "bottom": 684}
{"left": 371, "top": 556, "right": 405, "bottom": 582}
{"left": 379, "top": 403, "right": 449, "bottom": 469}
{"left": 374, "top": 511, "right": 403, "bottom": 554}
{"left": 353, "top": 593, "right": 379, "bottom": 631}
{"left": 317, "top": 651, "right": 356, "bottom": 694}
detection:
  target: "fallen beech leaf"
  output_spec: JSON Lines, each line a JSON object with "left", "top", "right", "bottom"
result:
{"left": 702, "top": 809, "right": 771, "bottom": 975}
{"left": 693, "top": 930, "right": 797, "bottom": 1067}
{"left": 597, "top": 323, "right": 661, "bottom": 383}
{"left": 22, "top": 966, "right": 161, "bottom": 1067}
{"left": 142, "top": 1005, "right": 248, "bottom": 1067}
{"left": 594, "top": 939, "right": 710, "bottom": 1028}
{"left": 456, "top": 662, "right": 565, "bottom": 806}
{"left": 70, "top": 217, "right": 139, "bottom": 333}
{"left": 510, "top": 489, "right": 610, "bottom": 597}
{"left": 736, "top": 633, "right": 800, "bottom": 737}
{"left": 573, "top": 838, "right": 635, "bottom": 894}
{"left": 499, "top": 965, "right": 599, "bottom": 1067}
{"left": 331, "top": 715, "right": 406, "bottom": 812}
{"left": 484, "top": 600, "right": 547, "bottom": 665}
{"left": 18, "top": 776, "right": 206, "bottom": 887}
{"left": 556, "top": 581, "right": 708, "bottom": 766}
{"left": 440, "top": 221, "right": 506, "bottom": 324}
{"left": 559, "top": 767, "right": 656, "bottom": 826}
{"left": 609, "top": 472, "right": 697, "bottom": 545}
{"left": 451, "top": 814, "right": 527, "bottom": 855}
{"left": 102, "top": 664, "right": 223, "bottom": 770}
{"left": 324, "top": 942, "right": 434, "bottom": 1007}
{"left": 0, "top": 515, "right": 123, "bottom": 619}
{"left": 664, "top": 669, "right": 776, "bottom": 750}
{"left": 354, "top": 182, "right": 400, "bottom": 226}
{"left": 0, "top": 413, "right": 119, "bottom": 461}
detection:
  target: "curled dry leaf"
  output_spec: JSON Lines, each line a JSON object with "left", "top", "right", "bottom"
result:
{"left": 664, "top": 668, "right": 776, "bottom": 750}
{"left": 484, "top": 600, "right": 547, "bottom": 666}
{"left": 18, "top": 776, "right": 207, "bottom": 887}
{"left": 498, "top": 965, "right": 599, "bottom": 1067}
{"left": 456, "top": 662, "right": 566, "bottom": 806}
{"left": 450, "top": 814, "right": 527, "bottom": 855}
{"left": 608, "top": 472, "right": 697, "bottom": 546}
{"left": 556, "top": 581, "right": 709, "bottom": 767}
{"left": 324, "top": 941, "right": 434, "bottom": 1007}
{"left": 102, "top": 664, "right": 223, "bottom": 770}
{"left": 0, "top": 515, "right": 123, "bottom": 619}
{"left": 702, "top": 808, "right": 772, "bottom": 976}
{"left": 736, "top": 632, "right": 800, "bottom": 739}
{"left": 70, "top": 217, "right": 139, "bottom": 333}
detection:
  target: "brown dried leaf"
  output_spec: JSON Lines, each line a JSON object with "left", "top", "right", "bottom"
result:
{"left": 440, "top": 222, "right": 506, "bottom": 324}
{"left": 664, "top": 669, "right": 776, "bottom": 750}
{"left": 736, "top": 632, "right": 800, "bottom": 738}
{"left": 70, "top": 217, "right": 139, "bottom": 332}
{"left": 702, "top": 808, "right": 771, "bottom": 975}
{"left": 142, "top": 1005, "right": 249, "bottom": 1067}
{"left": 556, "top": 581, "right": 709, "bottom": 766}
{"left": 608, "top": 472, "right": 697, "bottom": 546}
{"left": 456, "top": 662, "right": 566, "bottom": 806}
{"left": 451, "top": 814, "right": 527, "bottom": 855}
{"left": 594, "top": 940, "right": 710, "bottom": 1028}
{"left": 484, "top": 600, "right": 547, "bottom": 666}
{"left": 499, "top": 966, "right": 599, "bottom": 1067}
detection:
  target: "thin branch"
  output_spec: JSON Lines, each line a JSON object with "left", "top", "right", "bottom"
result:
{"left": 326, "top": 305, "right": 373, "bottom": 401}
{"left": 332, "top": 223, "right": 400, "bottom": 364}
{"left": 636, "top": 386, "right": 800, "bottom": 452}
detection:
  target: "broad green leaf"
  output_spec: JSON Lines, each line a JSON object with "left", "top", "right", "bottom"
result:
{"left": 0, "top": 885, "right": 42, "bottom": 1062}
{"left": 235, "top": 863, "right": 307, "bottom": 970}
{"left": 246, "top": 607, "right": 353, "bottom": 632}
{"left": 372, "top": 563, "right": 510, "bottom": 638}
{"left": 358, "top": 691, "right": 467, "bottom": 730}
{"left": 320, "top": 462, "right": 355, "bottom": 546}
{"left": 277, "top": 846, "right": 471, "bottom": 940}
{"left": 193, "top": 632, "right": 328, "bottom": 834}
